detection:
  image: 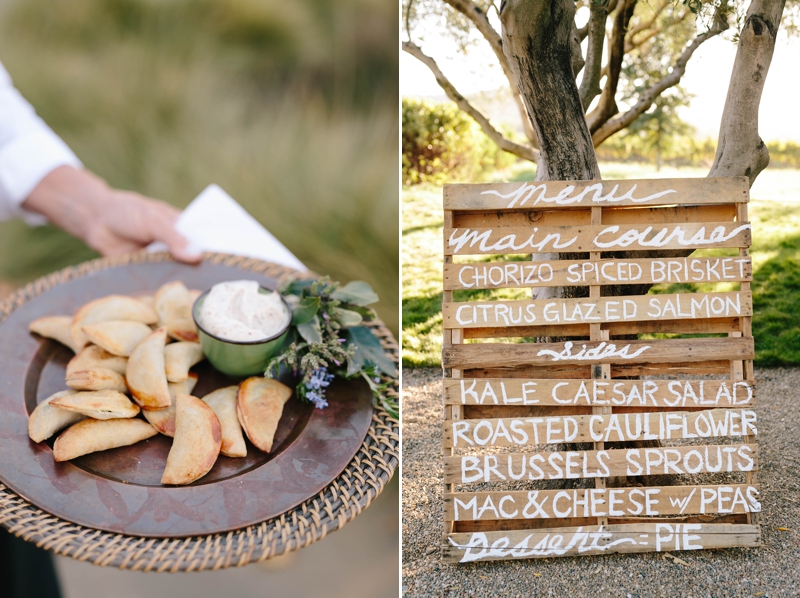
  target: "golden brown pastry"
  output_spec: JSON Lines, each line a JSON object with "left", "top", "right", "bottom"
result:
{"left": 71, "top": 295, "right": 158, "bottom": 350}
{"left": 203, "top": 386, "right": 246, "bottom": 458}
{"left": 143, "top": 373, "right": 198, "bottom": 437}
{"left": 155, "top": 281, "right": 198, "bottom": 342}
{"left": 126, "top": 327, "right": 171, "bottom": 410}
{"left": 66, "top": 345, "right": 128, "bottom": 377}
{"left": 236, "top": 377, "right": 292, "bottom": 453}
{"left": 161, "top": 393, "right": 221, "bottom": 485}
{"left": 29, "top": 316, "right": 79, "bottom": 353}
{"left": 65, "top": 368, "right": 128, "bottom": 393}
{"left": 164, "top": 341, "right": 205, "bottom": 382}
{"left": 50, "top": 389, "right": 140, "bottom": 420}
{"left": 53, "top": 419, "right": 157, "bottom": 461}
{"left": 28, "top": 390, "right": 85, "bottom": 443}
{"left": 82, "top": 320, "right": 153, "bottom": 357}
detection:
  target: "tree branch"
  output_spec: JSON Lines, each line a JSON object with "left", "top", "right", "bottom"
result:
{"left": 443, "top": 0, "right": 538, "bottom": 144}
{"left": 402, "top": 41, "right": 540, "bottom": 163}
{"left": 709, "top": 0, "right": 785, "bottom": 184}
{"left": 591, "top": 14, "right": 727, "bottom": 146}
{"left": 586, "top": 0, "right": 637, "bottom": 132}
{"left": 626, "top": 0, "right": 669, "bottom": 39}
{"left": 404, "top": 0, "right": 415, "bottom": 39}
{"left": 625, "top": 9, "right": 689, "bottom": 53}
{"left": 625, "top": 28, "right": 660, "bottom": 52}
{"left": 578, "top": 0, "right": 609, "bottom": 110}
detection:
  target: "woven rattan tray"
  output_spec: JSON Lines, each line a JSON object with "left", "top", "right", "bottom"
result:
{"left": 0, "top": 252, "right": 398, "bottom": 571}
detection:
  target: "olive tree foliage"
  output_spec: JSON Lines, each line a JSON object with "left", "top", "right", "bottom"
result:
{"left": 402, "top": 0, "right": 793, "bottom": 184}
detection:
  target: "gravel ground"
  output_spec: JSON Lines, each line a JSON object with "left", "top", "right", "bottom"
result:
{"left": 402, "top": 368, "right": 800, "bottom": 598}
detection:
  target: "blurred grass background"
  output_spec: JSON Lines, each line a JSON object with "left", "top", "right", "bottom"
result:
{"left": 0, "top": 0, "right": 398, "bottom": 333}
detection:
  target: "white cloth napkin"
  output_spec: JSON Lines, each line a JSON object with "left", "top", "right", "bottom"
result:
{"left": 148, "top": 184, "right": 306, "bottom": 271}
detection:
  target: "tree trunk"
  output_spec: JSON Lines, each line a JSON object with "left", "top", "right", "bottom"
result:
{"left": 499, "top": 0, "right": 600, "bottom": 181}
{"left": 709, "top": 0, "right": 785, "bottom": 184}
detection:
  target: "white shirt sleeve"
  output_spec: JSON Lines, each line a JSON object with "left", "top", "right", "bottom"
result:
{"left": 0, "top": 61, "right": 82, "bottom": 224}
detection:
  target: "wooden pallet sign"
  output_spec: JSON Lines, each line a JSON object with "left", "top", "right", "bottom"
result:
{"left": 441, "top": 177, "right": 760, "bottom": 564}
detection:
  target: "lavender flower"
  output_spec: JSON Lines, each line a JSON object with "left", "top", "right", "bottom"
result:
{"left": 304, "top": 367, "right": 335, "bottom": 409}
{"left": 306, "top": 391, "right": 328, "bottom": 409}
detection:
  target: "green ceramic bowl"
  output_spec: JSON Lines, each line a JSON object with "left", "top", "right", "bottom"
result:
{"left": 192, "top": 286, "right": 292, "bottom": 377}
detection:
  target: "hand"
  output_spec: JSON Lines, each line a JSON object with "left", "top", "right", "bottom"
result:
{"left": 22, "top": 166, "right": 202, "bottom": 264}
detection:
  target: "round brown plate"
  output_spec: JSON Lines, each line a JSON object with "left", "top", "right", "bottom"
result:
{"left": 0, "top": 260, "right": 373, "bottom": 538}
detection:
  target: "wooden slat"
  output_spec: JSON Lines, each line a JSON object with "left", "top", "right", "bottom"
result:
{"left": 445, "top": 484, "right": 760, "bottom": 521}
{"left": 444, "top": 177, "right": 749, "bottom": 210}
{"left": 444, "top": 408, "right": 757, "bottom": 448}
{"left": 443, "top": 523, "right": 760, "bottom": 563}
{"left": 444, "top": 444, "right": 758, "bottom": 484}
{"left": 610, "top": 360, "right": 733, "bottom": 377}
{"left": 443, "top": 209, "right": 456, "bottom": 536}
{"left": 589, "top": 205, "right": 610, "bottom": 527}
{"left": 452, "top": 204, "right": 738, "bottom": 229}
{"left": 444, "top": 256, "right": 752, "bottom": 290}
{"left": 445, "top": 222, "right": 751, "bottom": 255}
{"left": 461, "top": 316, "right": 743, "bottom": 339}
{"left": 443, "top": 292, "right": 751, "bottom": 329}
{"left": 451, "top": 513, "right": 750, "bottom": 533}
{"left": 463, "top": 360, "right": 731, "bottom": 379}
{"left": 443, "top": 378, "right": 755, "bottom": 408}
{"left": 442, "top": 337, "right": 754, "bottom": 369}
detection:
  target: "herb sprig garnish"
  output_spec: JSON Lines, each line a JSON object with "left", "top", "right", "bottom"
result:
{"left": 265, "top": 277, "right": 398, "bottom": 419}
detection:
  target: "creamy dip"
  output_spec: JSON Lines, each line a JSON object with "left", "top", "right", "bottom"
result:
{"left": 199, "top": 280, "right": 290, "bottom": 342}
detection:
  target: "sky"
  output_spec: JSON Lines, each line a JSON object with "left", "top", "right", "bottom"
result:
{"left": 401, "top": 12, "right": 800, "bottom": 143}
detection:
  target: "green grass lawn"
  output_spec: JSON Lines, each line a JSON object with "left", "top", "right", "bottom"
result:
{"left": 402, "top": 166, "right": 800, "bottom": 367}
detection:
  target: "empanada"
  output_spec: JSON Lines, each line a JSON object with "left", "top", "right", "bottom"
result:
{"left": 236, "top": 377, "right": 292, "bottom": 453}
{"left": 71, "top": 295, "right": 158, "bottom": 350}
{"left": 155, "top": 281, "right": 198, "bottom": 342}
{"left": 161, "top": 393, "right": 221, "bottom": 485}
{"left": 50, "top": 389, "right": 139, "bottom": 420}
{"left": 143, "top": 373, "right": 198, "bottom": 437}
{"left": 203, "top": 386, "right": 246, "bottom": 457}
{"left": 66, "top": 368, "right": 127, "bottom": 392}
{"left": 29, "top": 316, "right": 79, "bottom": 353}
{"left": 28, "top": 390, "right": 85, "bottom": 443}
{"left": 53, "top": 418, "right": 157, "bottom": 462}
{"left": 66, "top": 345, "right": 127, "bottom": 377}
{"left": 166, "top": 319, "right": 199, "bottom": 343}
{"left": 164, "top": 341, "right": 205, "bottom": 382}
{"left": 127, "top": 327, "right": 171, "bottom": 409}
{"left": 82, "top": 320, "right": 153, "bottom": 357}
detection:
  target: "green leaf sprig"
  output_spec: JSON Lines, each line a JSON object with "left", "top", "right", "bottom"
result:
{"left": 265, "top": 277, "right": 398, "bottom": 418}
